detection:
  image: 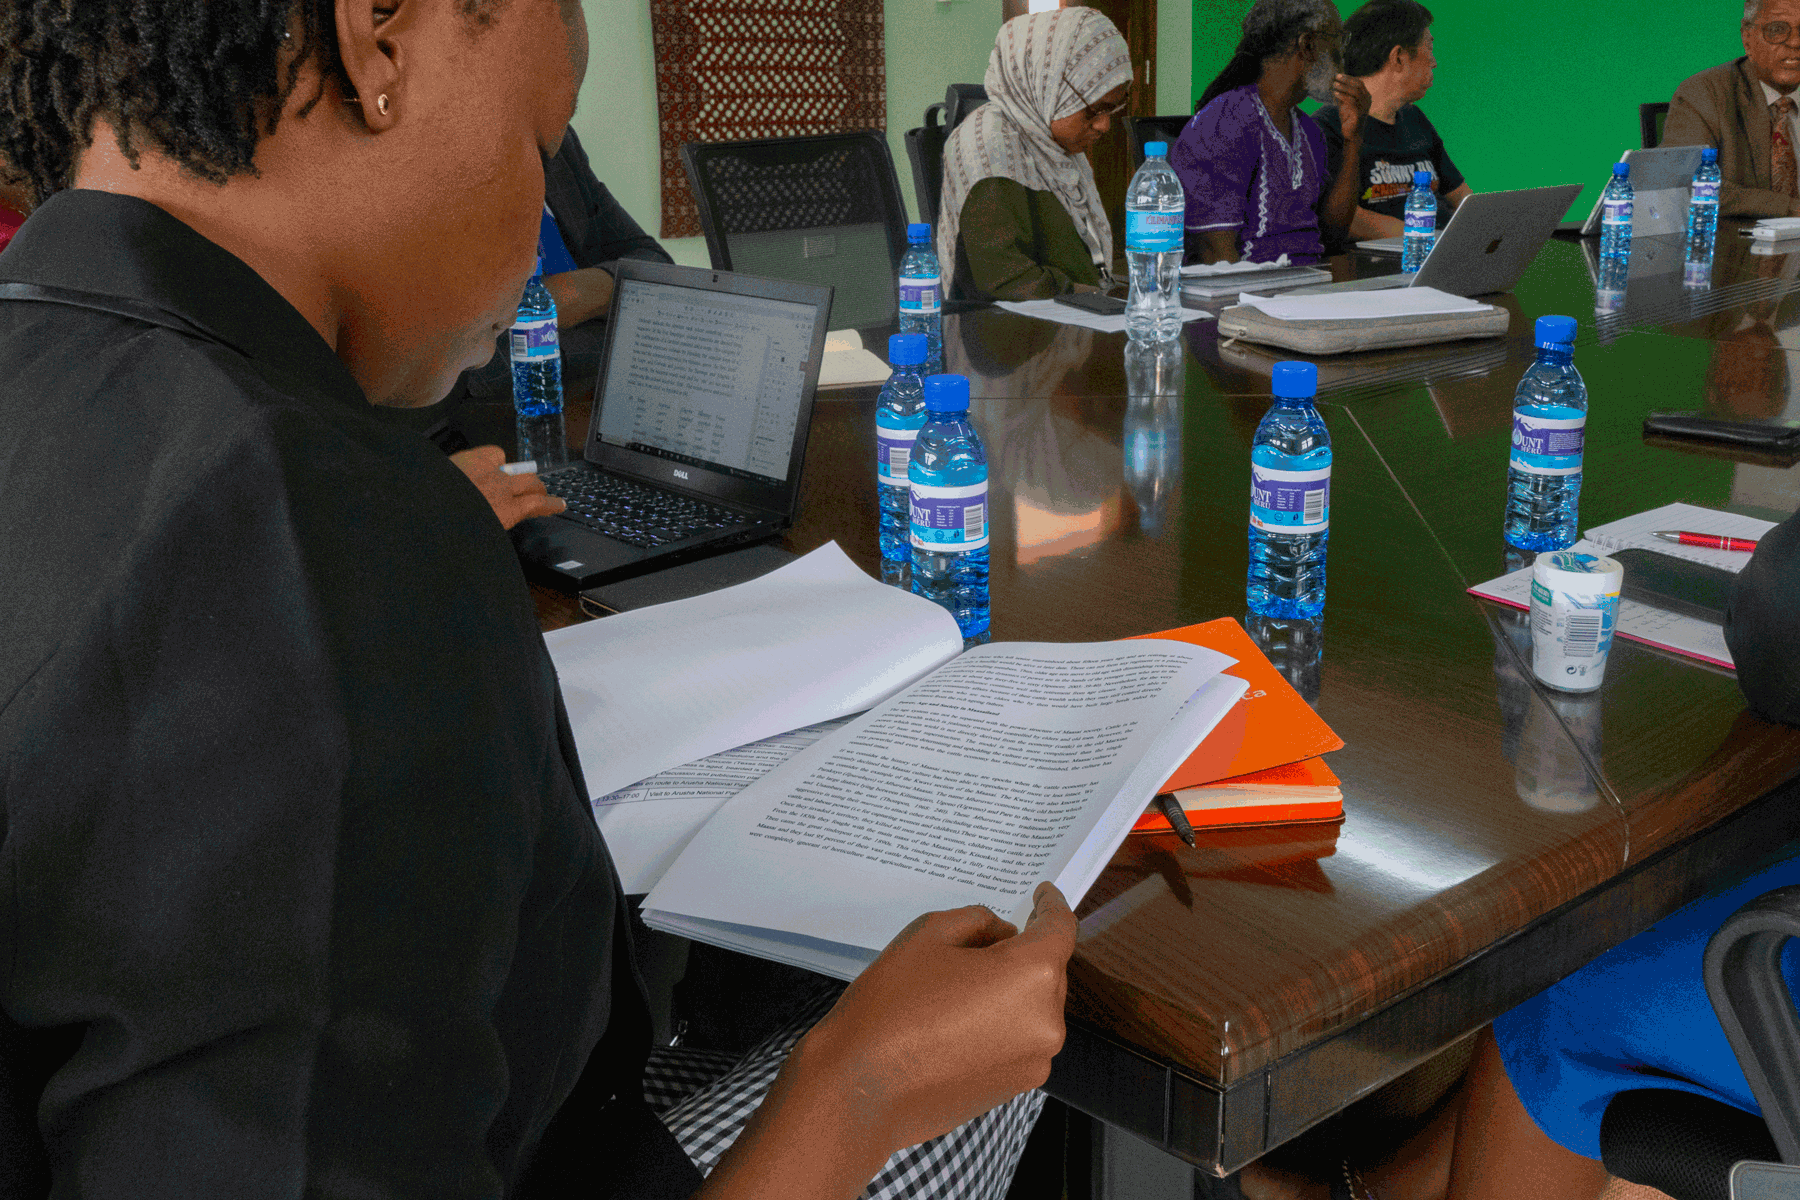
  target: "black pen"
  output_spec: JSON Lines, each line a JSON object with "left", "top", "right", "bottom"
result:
{"left": 1157, "top": 794, "right": 1197, "bottom": 847}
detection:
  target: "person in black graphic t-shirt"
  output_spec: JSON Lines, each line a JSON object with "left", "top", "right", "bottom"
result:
{"left": 1314, "top": 0, "right": 1471, "bottom": 242}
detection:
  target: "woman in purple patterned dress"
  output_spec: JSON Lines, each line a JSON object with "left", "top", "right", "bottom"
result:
{"left": 1172, "top": 0, "right": 1370, "bottom": 265}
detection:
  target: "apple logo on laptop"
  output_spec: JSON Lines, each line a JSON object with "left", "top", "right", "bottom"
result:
{"left": 1485, "top": 237, "right": 1503, "bottom": 255}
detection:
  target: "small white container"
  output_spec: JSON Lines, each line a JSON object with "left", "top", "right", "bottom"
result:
{"left": 1530, "top": 551, "right": 1624, "bottom": 692}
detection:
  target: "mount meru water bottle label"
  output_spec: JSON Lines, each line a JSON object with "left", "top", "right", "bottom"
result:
{"left": 1404, "top": 208, "right": 1435, "bottom": 234}
{"left": 1250, "top": 463, "right": 1330, "bottom": 532}
{"left": 1125, "top": 211, "right": 1183, "bottom": 253}
{"left": 1510, "top": 410, "right": 1586, "bottom": 475}
{"left": 510, "top": 317, "right": 559, "bottom": 361}
{"left": 1692, "top": 179, "right": 1719, "bottom": 204}
{"left": 1602, "top": 197, "right": 1632, "bottom": 227}
{"left": 877, "top": 428, "right": 920, "bottom": 486}
{"left": 910, "top": 480, "right": 988, "bottom": 551}
{"left": 899, "top": 274, "right": 941, "bottom": 314}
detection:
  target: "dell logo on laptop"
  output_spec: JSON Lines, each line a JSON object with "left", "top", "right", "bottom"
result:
{"left": 673, "top": 468, "right": 689, "bottom": 480}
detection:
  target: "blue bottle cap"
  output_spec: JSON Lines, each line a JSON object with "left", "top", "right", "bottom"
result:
{"left": 888, "top": 333, "right": 928, "bottom": 366}
{"left": 1612, "top": 162, "right": 1630, "bottom": 177}
{"left": 907, "top": 222, "right": 931, "bottom": 242}
{"left": 1413, "top": 170, "right": 1432, "bottom": 186}
{"left": 923, "top": 373, "right": 971, "bottom": 412}
{"left": 533, "top": 252, "right": 545, "bottom": 279}
{"left": 1534, "top": 315, "right": 1578, "bottom": 347}
{"left": 1702, "top": 147, "right": 1719, "bottom": 162}
{"left": 1271, "top": 361, "right": 1317, "bottom": 399}
{"left": 1143, "top": 141, "right": 1169, "bottom": 157}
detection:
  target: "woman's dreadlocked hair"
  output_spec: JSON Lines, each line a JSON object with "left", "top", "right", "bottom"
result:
{"left": 1194, "top": 0, "right": 1339, "bottom": 113}
{"left": 0, "top": 0, "right": 505, "bottom": 205}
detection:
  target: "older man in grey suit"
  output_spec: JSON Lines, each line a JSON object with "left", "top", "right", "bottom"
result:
{"left": 1666, "top": 0, "right": 1800, "bottom": 216}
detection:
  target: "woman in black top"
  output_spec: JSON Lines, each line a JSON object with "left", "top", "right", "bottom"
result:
{"left": 0, "top": 3, "right": 1077, "bottom": 1197}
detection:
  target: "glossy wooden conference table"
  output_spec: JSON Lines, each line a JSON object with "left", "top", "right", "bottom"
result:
{"left": 534, "top": 226, "right": 1800, "bottom": 1176}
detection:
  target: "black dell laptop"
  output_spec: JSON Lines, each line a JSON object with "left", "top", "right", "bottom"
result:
{"left": 512, "top": 260, "right": 832, "bottom": 590}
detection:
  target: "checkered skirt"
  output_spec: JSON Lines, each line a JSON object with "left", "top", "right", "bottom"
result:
{"left": 645, "top": 988, "right": 1045, "bottom": 1199}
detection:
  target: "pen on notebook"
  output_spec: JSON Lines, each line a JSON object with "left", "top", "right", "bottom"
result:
{"left": 1157, "top": 794, "right": 1197, "bottom": 848}
{"left": 500, "top": 460, "right": 538, "bottom": 476}
{"left": 1652, "top": 530, "right": 1759, "bottom": 552}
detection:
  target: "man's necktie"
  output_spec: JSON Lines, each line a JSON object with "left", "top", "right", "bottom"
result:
{"left": 1774, "top": 96, "right": 1798, "bottom": 199}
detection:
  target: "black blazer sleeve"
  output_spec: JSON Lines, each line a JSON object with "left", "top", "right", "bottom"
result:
{"left": 1726, "top": 508, "right": 1800, "bottom": 726}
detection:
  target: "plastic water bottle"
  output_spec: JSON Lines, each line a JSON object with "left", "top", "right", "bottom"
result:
{"left": 1503, "top": 315, "right": 1587, "bottom": 552}
{"left": 1401, "top": 170, "right": 1437, "bottom": 273}
{"left": 1598, "top": 163, "right": 1633, "bottom": 296}
{"left": 1685, "top": 147, "right": 1721, "bottom": 288}
{"left": 910, "top": 374, "right": 989, "bottom": 641}
{"left": 511, "top": 253, "right": 566, "bottom": 466}
{"left": 1124, "top": 141, "right": 1185, "bottom": 343}
{"left": 876, "top": 333, "right": 930, "bottom": 581}
{"left": 898, "top": 223, "right": 944, "bottom": 375}
{"left": 1246, "top": 361, "right": 1331, "bottom": 620}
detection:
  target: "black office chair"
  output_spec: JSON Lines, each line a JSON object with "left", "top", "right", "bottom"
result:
{"left": 680, "top": 132, "right": 908, "bottom": 330}
{"left": 903, "top": 86, "right": 989, "bottom": 227}
{"left": 1642, "top": 102, "right": 1672, "bottom": 149}
{"left": 1125, "top": 114, "right": 1193, "bottom": 172}
{"left": 1596, "top": 885, "right": 1800, "bottom": 1200}
{"left": 943, "top": 83, "right": 987, "bottom": 132}
{"left": 905, "top": 105, "right": 949, "bottom": 226}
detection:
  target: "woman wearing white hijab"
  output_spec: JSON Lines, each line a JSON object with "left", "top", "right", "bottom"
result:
{"left": 940, "top": 9, "right": 1133, "bottom": 301}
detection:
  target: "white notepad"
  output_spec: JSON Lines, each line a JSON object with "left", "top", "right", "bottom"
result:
{"left": 1582, "top": 503, "right": 1775, "bottom": 574}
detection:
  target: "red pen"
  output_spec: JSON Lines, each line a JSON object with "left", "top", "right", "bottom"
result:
{"left": 1652, "top": 530, "right": 1760, "bottom": 552}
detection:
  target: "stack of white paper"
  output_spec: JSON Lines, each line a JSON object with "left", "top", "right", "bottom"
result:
{"left": 1234, "top": 286, "right": 1492, "bottom": 321}
{"left": 544, "top": 543, "right": 963, "bottom": 887}
{"left": 995, "top": 298, "right": 1215, "bottom": 333}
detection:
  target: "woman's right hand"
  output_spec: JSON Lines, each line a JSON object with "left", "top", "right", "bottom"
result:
{"left": 788, "top": 882, "right": 1078, "bottom": 1155}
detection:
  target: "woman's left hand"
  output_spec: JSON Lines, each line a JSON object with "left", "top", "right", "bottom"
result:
{"left": 1332, "top": 74, "right": 1371, "bottom": 141}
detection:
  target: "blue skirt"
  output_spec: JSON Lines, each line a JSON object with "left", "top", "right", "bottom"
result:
{"left": 1493, "top": 854, "right": 1800, "bottom": 1159}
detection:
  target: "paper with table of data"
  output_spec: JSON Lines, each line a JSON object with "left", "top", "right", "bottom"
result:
{"left": 1467, "top": 540, "right": 1734, "bottom": 668}
{"left": 1581, "top": 502, "right": 1775, "bottom": 573}
{"left": 641, "top": 640, "right": 1247, "bottom": 979}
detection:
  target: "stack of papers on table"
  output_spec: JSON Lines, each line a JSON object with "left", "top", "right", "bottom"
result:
{"left": 1180, "top": 256, "right": 1333, "bottom": 298}
{"left": 1234, "top": 287, "right": 1492, "bottom": 321}
{"left": 817, "top": 328, "right": 892, "bottom": 389}
{"left": 995, "top": 297, "right": 1215, "bottom": 333}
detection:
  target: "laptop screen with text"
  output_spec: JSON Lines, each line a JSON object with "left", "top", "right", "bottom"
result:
{"left": 596, "top": 276, "right": 819, "bottom": 484}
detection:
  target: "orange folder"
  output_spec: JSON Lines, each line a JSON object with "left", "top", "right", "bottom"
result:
{"left": 1128, "top": 618, "right": 1345, "bottom": 792}
{"left": 1132, "top": 756, "right": 1342, "bottom": 833}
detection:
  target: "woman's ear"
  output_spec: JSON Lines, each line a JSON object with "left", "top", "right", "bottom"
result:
{"left": 335, "top": 0, "right": 408, "bottom": 131}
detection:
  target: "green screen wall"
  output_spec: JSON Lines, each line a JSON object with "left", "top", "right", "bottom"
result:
{"left": 1190, "top": 0, "right": 1745, "bottom": 217}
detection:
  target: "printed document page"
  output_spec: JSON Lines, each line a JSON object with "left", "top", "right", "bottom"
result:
{"left": 543, "top": 543, "right": 962, "bottom": 804}
{"left": 595, "top": 718, "right": 852, "bottom": 893}
{"left": 643, "top": 640, "right": 1246, "bottom": 975}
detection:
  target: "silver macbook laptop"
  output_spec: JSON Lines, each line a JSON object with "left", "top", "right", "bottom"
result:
{"left": 511, "top": 260, "right": 832, "bottom": 590}
{"left": 1578, "top": 145, "right": 1707, "bottom": 238}
{"left": 1291, "top": 183, "right": 1584, "bottom": 297}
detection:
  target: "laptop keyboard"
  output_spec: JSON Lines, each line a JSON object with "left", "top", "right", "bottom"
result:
{"left": 542, "top": 467, "right": 752, "bottom": 548}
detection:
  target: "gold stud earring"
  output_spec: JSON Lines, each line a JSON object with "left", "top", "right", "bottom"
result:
{"left": 377, "top": 94, "right": 391, "bottom": 116}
